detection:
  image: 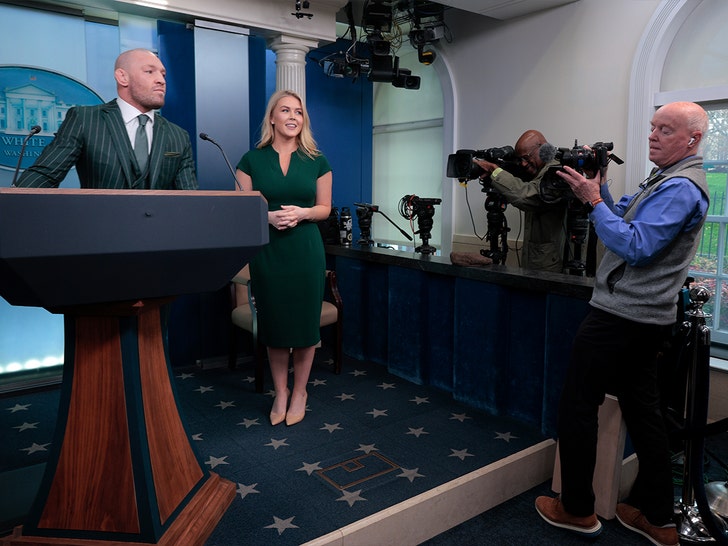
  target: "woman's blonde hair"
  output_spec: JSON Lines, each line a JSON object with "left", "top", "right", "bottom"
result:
{"left": 257, "top": 89, "right": 320, "bottom": 159}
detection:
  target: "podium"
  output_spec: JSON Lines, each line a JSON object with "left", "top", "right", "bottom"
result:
{"left": 0, "top": 188, "right": 269, "bottom": 545}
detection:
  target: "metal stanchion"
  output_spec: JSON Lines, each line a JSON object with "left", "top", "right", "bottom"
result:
{"left": 674, "top": 286, "right": 728, "bottom": 544}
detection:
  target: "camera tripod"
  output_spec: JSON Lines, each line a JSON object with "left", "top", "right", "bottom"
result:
{"left": 398, "top": 195, "right": 441, "bottom": 255}
{"left": 354, "top": 202, "right": 413, "bottom": 247}
{"left": 563, "top": 201, "right": 597, "bottom": 276}
{"left": 480, "top": 188, "right": 510, "bottom": 264}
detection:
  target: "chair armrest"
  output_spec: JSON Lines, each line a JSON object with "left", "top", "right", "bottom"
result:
{"left": 230, "top": 267, "right": 253, "bottom": 310}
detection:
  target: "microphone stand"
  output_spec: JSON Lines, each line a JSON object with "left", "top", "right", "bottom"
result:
{"left": 11, "top": 125, "right": 41, "bottom": 186}
{"left": 199, "top": 133, "right": 242, "bottom": 191}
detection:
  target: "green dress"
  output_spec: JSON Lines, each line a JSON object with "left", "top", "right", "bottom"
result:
{"left": 237, "top": 145, "right": 332, "bottom": 348}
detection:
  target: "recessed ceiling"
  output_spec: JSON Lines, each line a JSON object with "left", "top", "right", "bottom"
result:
{"left": 435, "top": 0, "right": 578, "bottom": 20}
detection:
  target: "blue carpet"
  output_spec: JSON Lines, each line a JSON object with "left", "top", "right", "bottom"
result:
{"left": 6, "top": 351, "right": 726, "bottom": 545}
{"left": 0, "top": 350, "right": 547, "bottom": 544}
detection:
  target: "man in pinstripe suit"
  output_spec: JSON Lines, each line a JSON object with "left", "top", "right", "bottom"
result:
{"left": 16, "top": 48, "right": 197, "bottom": 190}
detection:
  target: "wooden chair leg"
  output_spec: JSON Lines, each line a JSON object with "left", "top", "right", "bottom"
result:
{"left": 254, "top": 342, "right": 265, "bottom": 393}
{"left": 228, "top": 325, "right": 238, "bottom": 370}
{"left": 334, "top": 322, "right": 343, "bottom": 375}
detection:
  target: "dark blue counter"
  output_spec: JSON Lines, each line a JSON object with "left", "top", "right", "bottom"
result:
{"left": 326, "top": 245, "right": 595, "bottom": 436}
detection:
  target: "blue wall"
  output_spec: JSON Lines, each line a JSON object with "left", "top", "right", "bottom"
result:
{"left": 0, "top": 5, "right": 375, "bottom": 376}
{"left": 305, "top": 38, "right": 373, "bottom": 213}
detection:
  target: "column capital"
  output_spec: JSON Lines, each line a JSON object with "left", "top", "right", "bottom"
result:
{"left": 268, "top": 34, "right": 320, "bottom": 52}
{"left": 267, "top": 34, "right": 318, "bottom": 103}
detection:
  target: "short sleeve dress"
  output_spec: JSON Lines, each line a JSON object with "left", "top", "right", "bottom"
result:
{"left": 237, "top": 145, "right": 332, "bottom": 348}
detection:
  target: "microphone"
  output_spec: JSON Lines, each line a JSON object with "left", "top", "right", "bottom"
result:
{"left": 11, "top": 125, "right": 42, "bottom": 186}
{"left": 538, "top": 142, "right": 558, "bottom": 163}
{"left": 199, "top": 132, "right": 242, "bottom": 191}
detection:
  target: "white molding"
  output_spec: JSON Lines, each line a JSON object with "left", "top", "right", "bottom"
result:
{"left": 626, "top": 0, "right": 700, "bottom": 193}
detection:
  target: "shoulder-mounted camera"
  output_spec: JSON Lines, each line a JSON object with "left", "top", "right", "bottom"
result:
{"left": 540, "top": 141, "right": 624, "bottom": 204}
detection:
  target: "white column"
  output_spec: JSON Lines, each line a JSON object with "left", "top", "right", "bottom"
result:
{"left": 268, "top": 35, "right": 319, "bottom": 105}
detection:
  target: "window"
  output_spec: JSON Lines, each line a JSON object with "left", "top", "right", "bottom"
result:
{"left": 641, "top": 0, "right": 728, "bottom": 348}
{"left": 372, "top": 48, "right": 444, "bottom": 250}
{"left": 690, "top": 106, "right": 728, "bottom": 343}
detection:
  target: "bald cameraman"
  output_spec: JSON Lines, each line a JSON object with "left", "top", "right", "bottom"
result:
{"left": 474, "top": 129, "right": 568, "bottom": 272}
{"left": 535, "top": 101, "right": 709, "bottom": 546}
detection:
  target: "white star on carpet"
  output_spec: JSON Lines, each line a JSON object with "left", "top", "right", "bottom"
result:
{"left": 310, "top": 378, "right": 327, "bottom": 386}
{"left": 21, "top": 443, "right": 49, "bottom": 455}
{"left": 237, "top": 417, "right": 261, "bottom": 428}
{"left": 406, "top": 427, "right": 429, "bottom": 438}
{"left": 297, "top": 461, "right": 322, "bottom": 475}
{"left": 398, "top": 467, "right": 425, "bottom": 482}
{"left": 236, "top": 483, "right": 260, "bottom": 499}
{"left": 450, "top": 412, "right": 472, "bottom": 422}
{"left": 264, "top": 516, "right": 299, "bottom": 535}
{"left": 350, "top": 370, "right": 367, "bottom": 376}
{"left": 494, "top": 431, "right": 518, "bottom": 442}
{"left": 13, "top": 422, "right": 38, "bottom": 432}
{"left": 336, "top": 393, "right": 355, "bottom": 401}
{"left": 216, "top": 400, "right": 235, "bottom": 410}
{"left": 449, "top": 448, "right": 474, "bottom": 460}
{"left": 410, "top": 396, "right": 430, "bottom": 405}
{"left": 242, "top": 376, "right": 255, "bottom": 384}
{"left": 320, "top": 423, "right": 343, "bottom": 433}
{"left": 205, "top": 455, "right": 229, "bottom": 469}
{"left": 6, "top": 404, "right": 30, "bottom": 413}
{"left": 177, "top": 372, "right": 194, "bottom": 379}
{"left": 196, "top": 385, "right": 214, "bottom": 394}
{"left": 265, "top": 438, "right": 289, "bottom": 450}
{"left": 366, "top": 408, "right": 388, "bottom": 418}
{"left": 377, "top": 382, "right": 396, "bottom": 390}
{"left": 337, "top": 489, "right": 366, "bottom": 507}
{"left": 191, "top": 433, "right": 203, "bottom": 441}
{"left": 356, "top": 443, "right": 379, "bottom": 453}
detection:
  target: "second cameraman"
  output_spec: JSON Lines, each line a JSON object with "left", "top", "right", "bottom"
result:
{"left": 474, "top": 129, "right": 568, "bottom": 273}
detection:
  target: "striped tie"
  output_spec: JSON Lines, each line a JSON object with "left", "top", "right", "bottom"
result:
{"left": 134, "top": 114, "right": 149, "bottom": 172}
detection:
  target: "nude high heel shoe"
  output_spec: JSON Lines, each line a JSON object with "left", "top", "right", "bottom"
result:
{"left": 285, "top": 392, "right": 307, "bottom": 426}
{"left": 270, "top": 389, "right": 289, "bottom": 426}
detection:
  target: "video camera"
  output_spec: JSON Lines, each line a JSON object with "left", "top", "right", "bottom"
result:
{"left": 446, "top": 146, "right": 519, "bottom": 182}
{"left": 540, "top": 141, "right": 624, "bottom": 204}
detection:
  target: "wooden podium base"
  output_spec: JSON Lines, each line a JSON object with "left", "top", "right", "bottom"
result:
{"left": 1, "top": 299, "right": 234, "bottom": 545}
{"left": 4, "top": 473, "right": 234, "bottom": 546}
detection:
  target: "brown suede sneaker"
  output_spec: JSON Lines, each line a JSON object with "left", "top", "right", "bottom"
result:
{"left": 615, "top": 503, "right": 679, "bottom": 546}
{"left": 534, "top": 496, "right": 602, "bottom": 537}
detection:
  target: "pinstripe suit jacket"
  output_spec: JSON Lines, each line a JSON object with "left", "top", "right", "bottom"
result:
{"left": 16, "top": 99, "right": 197, "bottom": 190}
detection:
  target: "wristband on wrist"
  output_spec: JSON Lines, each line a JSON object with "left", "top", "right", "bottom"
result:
{"left": 584, "top": 197, "right": 603, "bottom": 212}
{"left": 491, "top": 167, "right": 503, "bottom": 178}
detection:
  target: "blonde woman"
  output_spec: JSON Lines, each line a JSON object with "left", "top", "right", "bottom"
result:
{"left": 235, "top": 90, "right": 333, "bottom": 426}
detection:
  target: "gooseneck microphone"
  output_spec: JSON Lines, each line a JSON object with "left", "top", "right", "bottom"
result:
{"left": 11, "top": 125, "right": 42, "bottom": 187}
{"left": 199, "top": 132, "right": 242, "bottom": 191}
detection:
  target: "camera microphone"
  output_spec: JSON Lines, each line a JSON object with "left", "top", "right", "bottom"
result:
{"left": 539, "top": 142, "right": 558, "bottom": 163}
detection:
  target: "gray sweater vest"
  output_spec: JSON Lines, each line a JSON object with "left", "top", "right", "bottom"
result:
{"left": 589, "top": 157, "right": 709, "bottom": 325}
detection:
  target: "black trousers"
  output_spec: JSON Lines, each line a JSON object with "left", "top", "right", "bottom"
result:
{"left": 557, "top": 307, "right": 674, "bottom": 526}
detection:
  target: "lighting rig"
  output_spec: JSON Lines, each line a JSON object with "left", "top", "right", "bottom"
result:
{"left": 405, "top": 1, "right": 448, "bottom": 65}
{"left": 311, "top": 1, "right": 451, "bottom": 90}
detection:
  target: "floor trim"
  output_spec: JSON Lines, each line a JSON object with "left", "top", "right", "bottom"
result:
{"left": 303, "top": 439, "right": 557, "bottom": 546}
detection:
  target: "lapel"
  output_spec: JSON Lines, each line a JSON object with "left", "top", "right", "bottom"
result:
{"left": 148, "top": 113, "right": 166, "bottom": 188}
{"left": 101, "top": 100, "right": 135, "bottom": 187}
